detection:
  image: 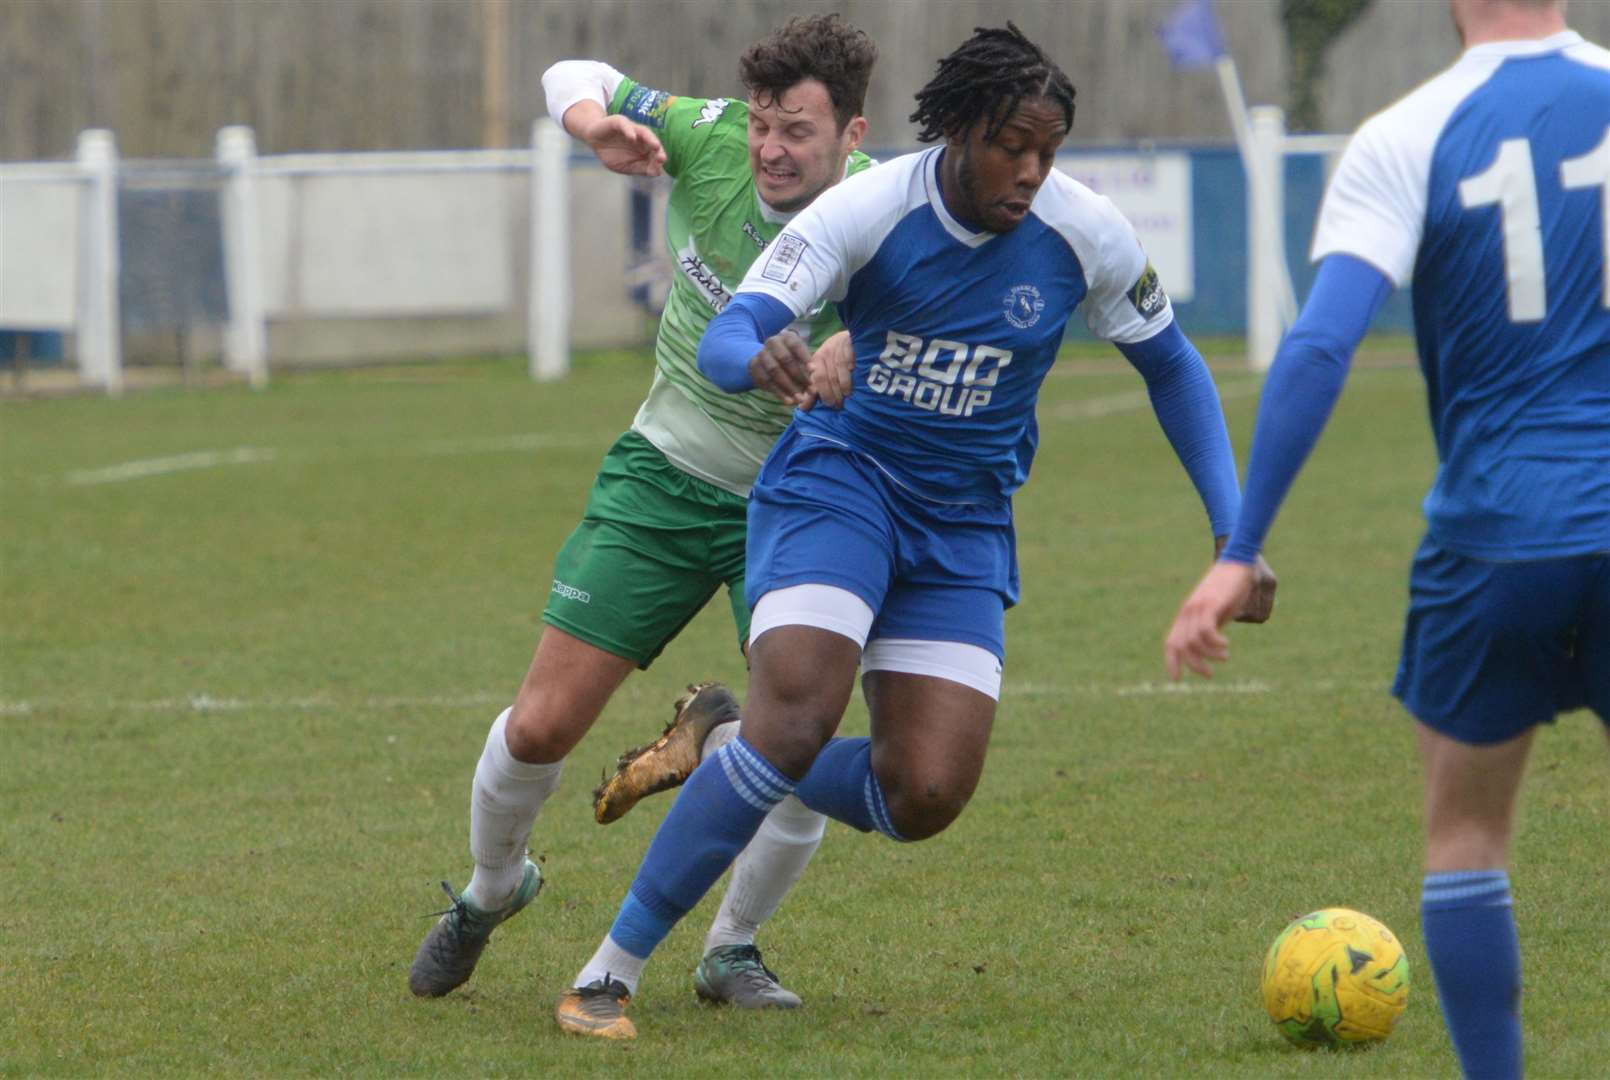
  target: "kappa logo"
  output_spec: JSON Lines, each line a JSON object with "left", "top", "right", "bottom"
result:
{"left": 1004, "top": 284, "right": 1046, "bottom": 329}
{"left": 1128, "top": 263, "right": 1168, "bottom": 320}
{"left": 551, "top": 579, "right": 591, "bottom": 604}
{"left": 761, "top": 233, "right": 809, "bottom": 284}
{"left": 692, "top": 98, "right": 730, "bottom": 129}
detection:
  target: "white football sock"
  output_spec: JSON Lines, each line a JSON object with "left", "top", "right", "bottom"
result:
{"left": 464, "top": 708, "right": 563, "bottom": 909}
{"left": 702, "top": 717, "right": 740, "bottom": 758}
{"left": 704, "top": 792, "right": 827, "bottom": 953}
{"left": 574, "top": 935, "right": 646, "bottom": 993}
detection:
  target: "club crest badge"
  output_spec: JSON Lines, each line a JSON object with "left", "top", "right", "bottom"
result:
{"left": 1004, "top": 284, "right": 1045, "bottom": 329}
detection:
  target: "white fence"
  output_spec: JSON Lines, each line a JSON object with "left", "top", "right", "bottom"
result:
{"left": 0, "top": 120, "right": 571, "bottom": 393}
{"left": 1, "top": 114, "right": 1347, "bottom": 394}
{"left": 0, "top": 132, "right": 120, "bottom": 389}
{"left": 1246, "top": 105, "right": 1349, "bottom": 371}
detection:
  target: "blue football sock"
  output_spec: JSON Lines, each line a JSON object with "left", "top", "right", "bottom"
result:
{"left": 793, "top": 736, "right": 907, "bottom": 840}
{"left": 608, "top": 737, "right": 794, "bottom": 958}
{"left": 1421, "top": 870, "right": 1522, "bottom": 1080}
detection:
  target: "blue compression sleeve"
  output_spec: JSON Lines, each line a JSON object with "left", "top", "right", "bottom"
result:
{"left": 1115, "top": 320, "right": 1242, "bottom": 537}
{"left": 1221, "top": 254, "right": 1394, "bottom": 563}
{"left": 696, "top": 292, "right": 797, "bottom": 393}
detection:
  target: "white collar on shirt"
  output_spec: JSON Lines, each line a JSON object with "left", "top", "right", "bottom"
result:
{"left": 1461, "top": 29, "right": 1582, "bottom": 62}
{"left": 921, "top": 146, "right": 994, "bottom": 249}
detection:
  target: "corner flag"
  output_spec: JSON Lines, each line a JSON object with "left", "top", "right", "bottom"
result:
{"left": 1157, "top": 0, "right": 1227, "bottom": 70}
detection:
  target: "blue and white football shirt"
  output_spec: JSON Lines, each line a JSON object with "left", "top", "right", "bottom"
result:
{"left": 1313, "top": 30, "right": 1610, "bottom": 560}
{"left": 734, "top": 146, "right": 1173, "bottom": 505}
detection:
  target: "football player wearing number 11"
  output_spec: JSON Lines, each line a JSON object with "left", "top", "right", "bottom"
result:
{"left": 1165, "top": 2, "right": 1610, "bottom": 1078}
{"left": 558, "top": 23, "right": 1277, "bottom": 1040}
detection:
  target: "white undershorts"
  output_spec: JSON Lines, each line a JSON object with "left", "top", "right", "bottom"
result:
{"left": 750, "top": 584, "right": 1002, "bottom": 700}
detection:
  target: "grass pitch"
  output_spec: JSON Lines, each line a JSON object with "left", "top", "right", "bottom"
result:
{"left": 3, "top": 344, "right": 1606, "bottom": 1077}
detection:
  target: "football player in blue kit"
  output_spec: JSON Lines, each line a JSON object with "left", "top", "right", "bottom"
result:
{"left": 554, "top": 23, "right": 1276, "bottom": 1039}
{"left": 1165, "top": 2, "right": 1609, "bottom": 1077}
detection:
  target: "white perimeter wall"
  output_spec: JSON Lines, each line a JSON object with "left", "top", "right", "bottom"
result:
{"left": 0, "top": 178, "right": 81, "bottom": 330}
{"left": 0, "top": 147, "right": 1194, "bottom": 362}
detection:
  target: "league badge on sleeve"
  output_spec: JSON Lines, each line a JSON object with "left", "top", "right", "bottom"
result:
{"left": 620, "top": 85, "right": 676, "bottom": 129}
{"left": 1128, "top": 263, "right": 1169, "bottom": 319}
{"left": 761, "top": 234, "right": 810, "bottom": 284}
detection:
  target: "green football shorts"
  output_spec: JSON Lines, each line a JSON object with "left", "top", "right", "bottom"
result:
{"left": 543, "top": 430, "right": 750, "bottom": 667}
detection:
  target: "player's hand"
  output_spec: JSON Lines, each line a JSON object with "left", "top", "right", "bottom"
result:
{"left": 1164, "top": 560, "right": 1255, "bottom": 680}
{"left": 802, "top": 330, "right": 854, "bottom": 410}
{"left": 749, "top": 331, "right": 815, "bottom": 409}
{"left": 1235, "top": 554, "right": 1278, "bottom": 624}
{"left": 578, "top": 114, "right": 667, "bottom": 177}
{"left": 1208, "top": 537, "right": 1277, "bottom": 625}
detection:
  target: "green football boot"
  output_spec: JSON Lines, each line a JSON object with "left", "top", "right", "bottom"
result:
{"left": 693, "top": 944, "right": 803, "bottom": 1009}
{"left": 408, "top": 858, "right": 542, "bottom": 997}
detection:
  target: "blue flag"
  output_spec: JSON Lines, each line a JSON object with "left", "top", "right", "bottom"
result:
{"left": 1157, "top": 0, "right": 1227, "bottom": 70}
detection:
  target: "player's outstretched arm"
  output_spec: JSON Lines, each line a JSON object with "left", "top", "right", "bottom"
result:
{"left": 1115, "top": 320, "right": 1277, "bottom": 594}
{"left": 1116, "top": 320, "right": 1241, "bottom": 531}
{"left": 1217, "top": 255, "right": 1392, "bottom": 567}
{"left": 541, "top": 60, "right": 666, "bottom": 177}
{"left": 1164, "top": 254, "right": 1393, "bottom": 680}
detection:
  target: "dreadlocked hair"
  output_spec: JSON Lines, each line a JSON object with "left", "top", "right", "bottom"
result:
{"left": 909, "top": 22, "right": 1075, "bottom": 144}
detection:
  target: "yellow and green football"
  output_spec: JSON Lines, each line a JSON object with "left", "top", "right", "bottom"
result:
{"left": 1261, "top": 907, "right": 1410, "bottom": 1048}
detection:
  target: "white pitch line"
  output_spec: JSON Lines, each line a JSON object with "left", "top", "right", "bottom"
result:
{"left": 1112, "top": 679, "right": 1272, "bottom": 696}
{"left": 1045, "top": 378, "right": 1261, "bottom": 422}
{"left": 61, "top": 433, "right": 595, "bottom": 487}
{"left": 65, "top": 447, "right": 278, "bottom": 486}
{"left": 1, "top": 680, "right": 1390, "bottom": 717}
{"left": 56, "top": 375, "right": 1266, "bottom": 489}
{"left": 416, "top": 433, "right": 586, "bottom": 457}
{"left": 998, "top": 679, "right": 1271, "bottom": 698}
{"left": 0, "top": 691, "right": 509, "bottom": 716}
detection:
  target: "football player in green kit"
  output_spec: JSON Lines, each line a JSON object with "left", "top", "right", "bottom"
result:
{"left": 409, "top": 15, "right": 877, "bottom": 1016}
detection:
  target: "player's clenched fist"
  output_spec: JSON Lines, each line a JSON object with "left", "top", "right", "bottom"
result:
{"left": 1234, "top": 554, "right": 1278, "bottom": 625}
{"left": 748, "top": 331, "right": 815, "bottom": 409}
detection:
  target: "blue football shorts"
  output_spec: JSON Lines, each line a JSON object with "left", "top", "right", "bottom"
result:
{"left": 744, "top": 428, "right": 1018, "bottom": 660}
{"left": 1393, "top": 534, "right": 1610, "bottom": 744}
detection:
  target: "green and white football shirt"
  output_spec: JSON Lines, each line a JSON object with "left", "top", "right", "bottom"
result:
{"left": 608, "top": 77, "right": 873, "bottom": 495}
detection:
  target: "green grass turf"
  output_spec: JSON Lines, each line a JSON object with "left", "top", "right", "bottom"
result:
{"left": 3, "top": 343, "right": 1606, "bottom": 1077}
